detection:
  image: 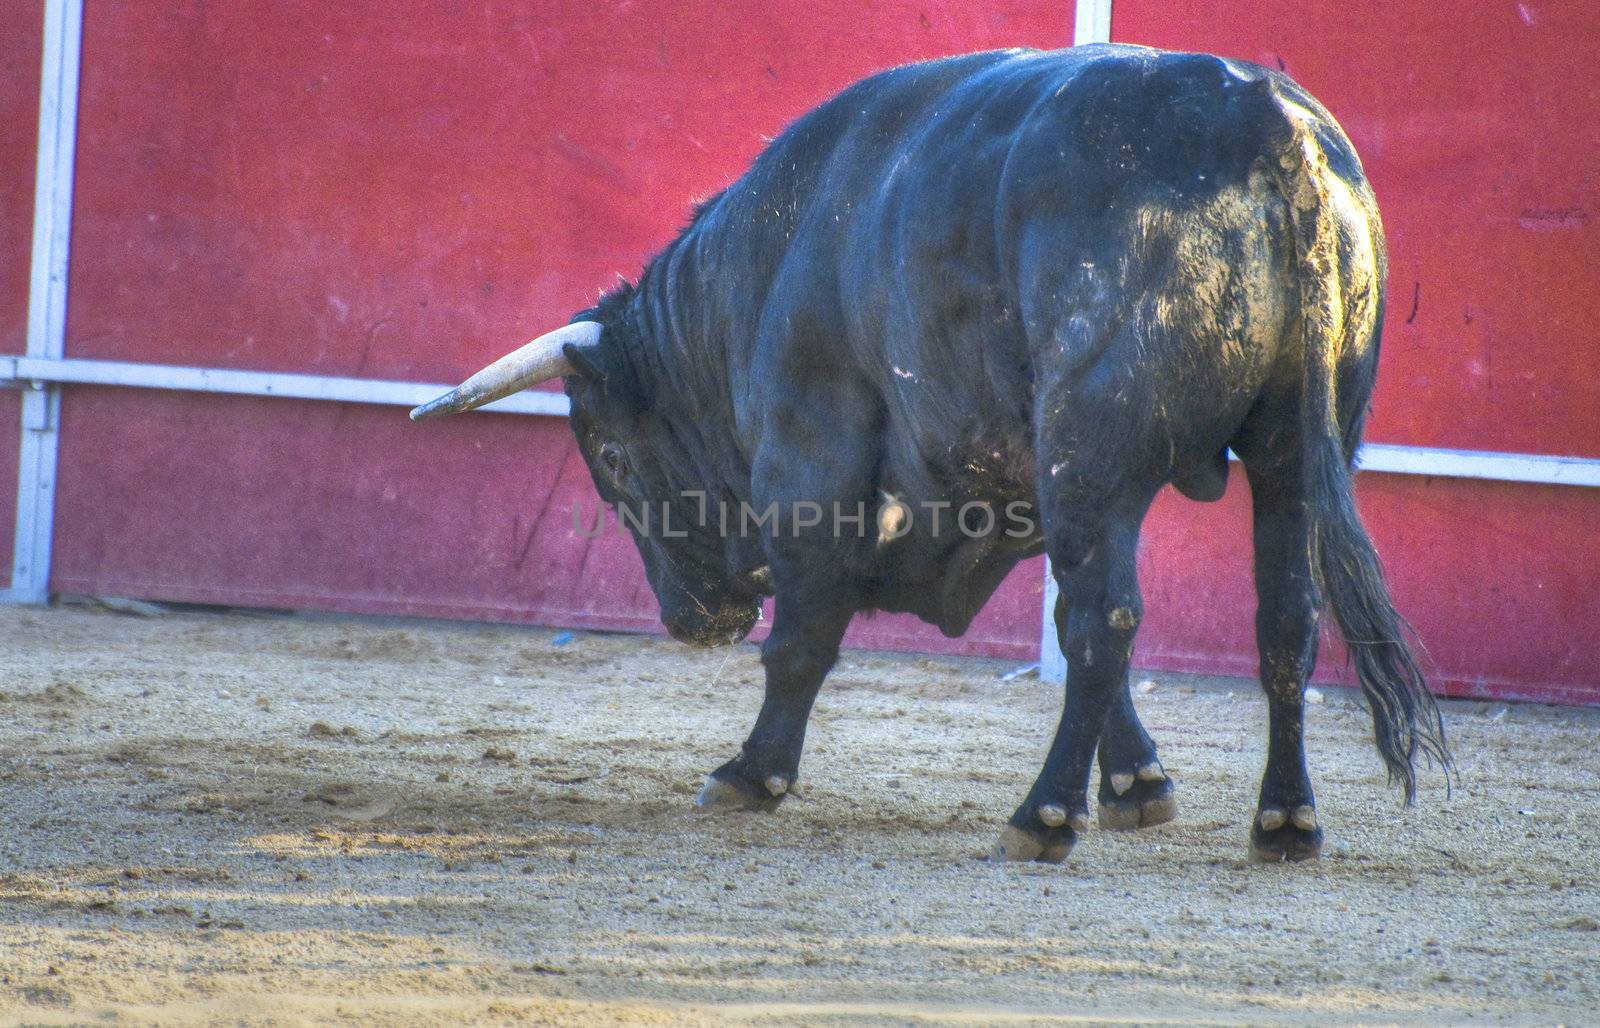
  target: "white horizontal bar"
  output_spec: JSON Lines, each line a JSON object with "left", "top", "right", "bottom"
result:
{"left": 1218, "top": 443, "right": 1600, "bottom": 490}
{"left": 1, "top": 355, "right": 571, "bottom": 417}
{"left": 4, "top": 354, "right": 1598, "bottom": 488}
{"left": 1354, "top": 442, "right": 1600, "bottom": 488}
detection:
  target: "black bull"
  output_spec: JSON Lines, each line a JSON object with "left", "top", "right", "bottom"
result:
{"left": 417, "top": 45, "right": 1450, "bottom": 862}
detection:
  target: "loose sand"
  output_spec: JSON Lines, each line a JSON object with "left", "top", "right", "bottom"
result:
{"left": 0, "top": 603, "right": 1595, "bottom": 1025}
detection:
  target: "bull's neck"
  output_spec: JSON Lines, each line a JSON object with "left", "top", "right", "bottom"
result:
{"left": 624, "top": 232, "right": 750, "bottom": 500}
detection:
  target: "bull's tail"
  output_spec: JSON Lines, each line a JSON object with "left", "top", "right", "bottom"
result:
{"left": 1270, "top": 100, "right": 1451, "bottom": 803}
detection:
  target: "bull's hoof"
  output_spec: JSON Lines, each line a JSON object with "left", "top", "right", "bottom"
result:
{"left": 991, "top": 824, "right": 1072, "bottom": 863}
{"left": 1098, "top": 760, "right": 1177, "bottom": 830}
{"left": 694, "top": 769, "right": 788, "bottom": 813}
{"left": 990, "top": 804, "right": 1088, "bottom": 863}
{"left": 1248, "top": 804, "right": 1324, "bottom": 862}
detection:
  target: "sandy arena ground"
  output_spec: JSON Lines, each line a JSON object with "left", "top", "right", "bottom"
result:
{"left": 0, "top": 602, "right": 1595, "bottom": 1026}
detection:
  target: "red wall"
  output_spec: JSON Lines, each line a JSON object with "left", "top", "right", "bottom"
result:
{"left": 9, "top": 3, "right": 1598, "bottom": 703}
{"left": 45, "top": 2, "right": 1067, "bottom": 660}
{"left": 1109, "top": 1, "right": 1600, "bottom": 703}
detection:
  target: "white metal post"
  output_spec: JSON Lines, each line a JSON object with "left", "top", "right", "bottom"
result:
{"left": 3, "top": 0, "right": 82, "bottom": 604}
{"left": 1073, "top": 0, "right": 1114, "bottom": 54}
{"left": 1042, "top": 0, "right": 1116, "bottom": 681}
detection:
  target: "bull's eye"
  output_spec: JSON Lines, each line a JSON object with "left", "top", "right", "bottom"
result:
{"left": 599, "top": 442, "right": 628, "bottom": 483}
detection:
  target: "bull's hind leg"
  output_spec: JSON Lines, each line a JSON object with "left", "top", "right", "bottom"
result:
{"left": 1244, "top": 461, "right": 1325, "bottom": 861}
{"left": 993, "top": 510, "right": 1148, "bottom": 862}
{"left": 1096, "top": 676, "right": 1177, "bottom": 829}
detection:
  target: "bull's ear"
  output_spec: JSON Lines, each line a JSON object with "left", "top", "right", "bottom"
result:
{"left": 561, "top": 339, "right": 606, "bottom": 381}
{"left": 563, "top": 338, "right": 647, "bottom": 411}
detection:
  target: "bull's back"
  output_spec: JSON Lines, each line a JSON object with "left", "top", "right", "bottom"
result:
{"left": 703, "top": 44, "right": 1380, "bottom": 503}
{"left": 1005, "top": 49, "right": 1384, "bottom": 460}
{"left": 821, "top": 47, "right": 1379, "bottom": 493}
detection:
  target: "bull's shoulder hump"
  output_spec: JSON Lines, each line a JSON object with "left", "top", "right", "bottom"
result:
{"left": 806, "top": 45, "right": 1162, "bottom": 120}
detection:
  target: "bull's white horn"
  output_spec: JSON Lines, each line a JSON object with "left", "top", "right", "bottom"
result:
{"left": 409, "top": 320, "right": 601, "bottom": 420}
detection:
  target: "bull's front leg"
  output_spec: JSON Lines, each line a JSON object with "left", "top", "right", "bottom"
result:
{"left": 697, "top": 366, "right": 870, "bottom": 811}
{"left": 695, "top": 594, "right": 854, "bottom": 811}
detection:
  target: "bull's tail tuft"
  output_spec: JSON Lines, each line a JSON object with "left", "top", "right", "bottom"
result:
{"left": 1272, "top": 99, "right": 1451, "bottom": 804}
{"left": 1305, "top": 431, "right": 1451, "bottom": 802}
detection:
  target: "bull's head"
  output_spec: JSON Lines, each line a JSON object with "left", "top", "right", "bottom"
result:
{"left": 411, "top": 307, "right": 764, "bottom": 647}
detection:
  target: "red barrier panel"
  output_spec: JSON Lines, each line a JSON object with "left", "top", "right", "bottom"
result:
{"left": 1107, "top": 2, "right": 1600, "bottom": 701}
{"left": 1134, "top": 473, "right": 1600, "bottom": 706}
{"left": 1114, "top": 1, "right": 1600, "bottom": 458}
{"left": 23, "top": 2, "right": 1600, "bottom": 703}
{"left": 49, "top": 3, "right": 1068, "bottom": 659}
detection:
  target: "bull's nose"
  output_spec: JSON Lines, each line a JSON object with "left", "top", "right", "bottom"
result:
{"left": 664, "top": 620, "right": 717, "bottom": 648}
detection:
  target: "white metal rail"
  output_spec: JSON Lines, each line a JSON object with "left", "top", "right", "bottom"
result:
{"left": 0, "top": 356, "right": 571, "bottom": 417}
{"left": 5, "top": 354, "right": 1596, "bottom": 484}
